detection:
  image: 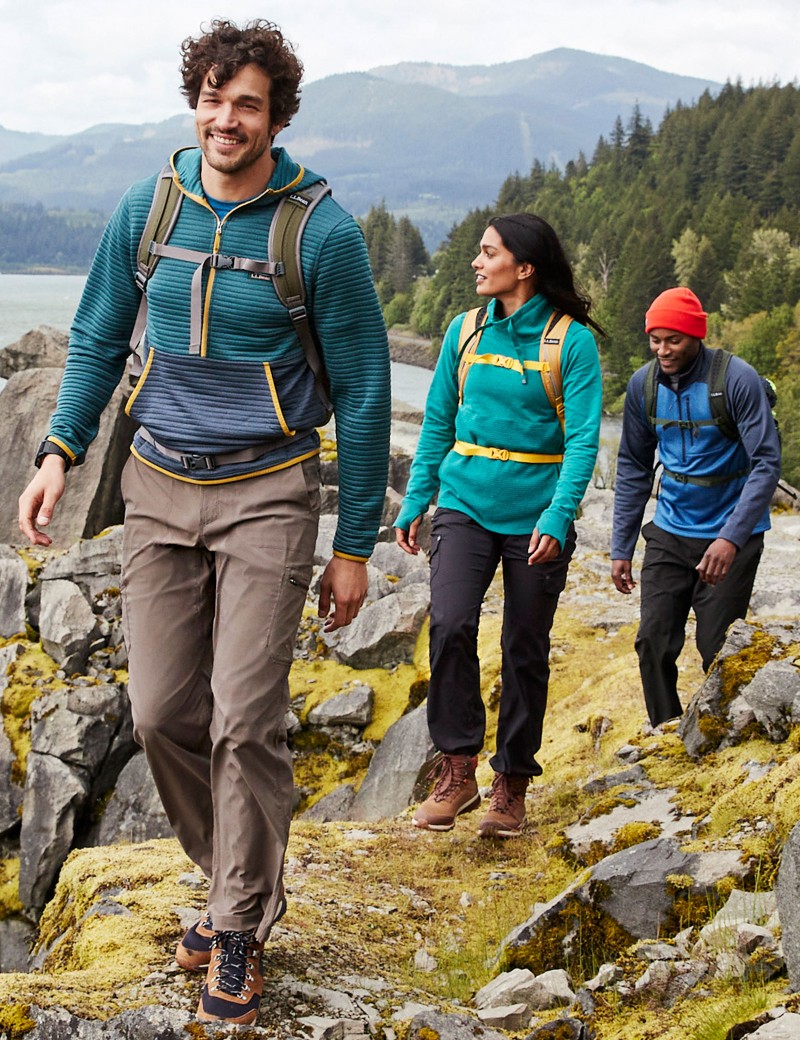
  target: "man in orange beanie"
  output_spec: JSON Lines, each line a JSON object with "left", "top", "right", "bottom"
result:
{"left": 610, "top": 287, "right": 781, "bottom": 727}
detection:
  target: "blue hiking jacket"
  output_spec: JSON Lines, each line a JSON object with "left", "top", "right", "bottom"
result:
{"left": 611, "top": 344, "right": 781, "bottom": 560}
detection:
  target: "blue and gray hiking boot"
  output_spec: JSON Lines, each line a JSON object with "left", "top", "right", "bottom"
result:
{"left": 197, "top": 928, "right": 264, "bottom": 1025}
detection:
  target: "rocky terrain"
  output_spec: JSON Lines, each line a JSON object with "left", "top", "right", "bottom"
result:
{"left": 1, "top": 327, "right": 800, "bottom": 1040}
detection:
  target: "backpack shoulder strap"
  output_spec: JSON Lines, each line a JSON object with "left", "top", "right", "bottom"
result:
{"left": 539, "top": 310, "right": 573, "bottom": 432}
{"left": 456, "top": 306, "right": 487, "bottom": 403}
{"left": 268, "top": 181, "right": 333, "bottom": 414}
{"left": 708, "top": 348, "right": 736, "bottom": 440}
{"left": 129, "top": 164, "right": 184, "bottom": 358}
{"left": 643, "top": 358, "right": 659, "bottom": 427}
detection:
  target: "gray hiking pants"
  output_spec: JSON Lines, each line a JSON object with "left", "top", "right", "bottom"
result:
{"left": 120, "top": 453, "right": 320, "bottom": 942}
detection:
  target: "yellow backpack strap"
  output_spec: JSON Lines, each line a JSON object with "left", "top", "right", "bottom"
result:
{"left": 457, "top": 306, "right": 487, "bottom": 403}
{"left": 539, "top": 310, "right": 573, "bottom": 432}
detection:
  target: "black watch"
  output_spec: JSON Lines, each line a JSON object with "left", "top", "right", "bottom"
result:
{"left": 35, "top": 440, "right": 77, "bottom": 471}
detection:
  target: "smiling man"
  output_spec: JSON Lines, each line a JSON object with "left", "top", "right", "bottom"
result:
{"left": 610, "top": 287, "right": 780, "bottom": 728}
{"left": 18, "top": 18, "right": 390, "bottom": 1027}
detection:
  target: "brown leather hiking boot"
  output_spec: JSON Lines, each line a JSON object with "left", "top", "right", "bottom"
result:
{"left": 413, "top": 754, "right": 480, "bottom": 831}
{"left": 197, "top": 928, "right": 264, "bottom": 1025}
{"left": 478, "top": 772, "right": 529, "bottom": 838}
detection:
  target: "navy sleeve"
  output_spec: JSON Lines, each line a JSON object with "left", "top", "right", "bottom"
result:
{"left": 717, "top": 357, "right": 781, "bottom": 547}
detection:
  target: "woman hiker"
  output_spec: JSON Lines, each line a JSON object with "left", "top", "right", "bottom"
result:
{"left": 395, "top": 213, "right": 603, "bottom": 837}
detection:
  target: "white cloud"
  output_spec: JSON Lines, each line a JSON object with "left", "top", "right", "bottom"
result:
{"left": 1, "top": 0, "right": 797, "bottom": 135}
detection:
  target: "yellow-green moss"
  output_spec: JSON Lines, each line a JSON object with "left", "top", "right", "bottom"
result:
{"left": 609, "top": 821, "right": 662, "bottom": 854}
{"left": 0, "top": 859, "right": 24, "bottom": 920}
{"left": 1, "top": 642, "right": 64, "bottom": 785}
{"left": 0, "top": 1004, "right": 36, "bottom": 1037}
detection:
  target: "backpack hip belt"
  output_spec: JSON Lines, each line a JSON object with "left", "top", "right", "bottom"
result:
{"left": 136, "top": 425, "right": 298, "bottom": 471}
{"left": 453, "top": 440, "right": 563, "bottom": 464}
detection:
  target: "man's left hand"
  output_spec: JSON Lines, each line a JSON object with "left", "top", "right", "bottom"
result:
{"left": 696, "top": 538, "right": 738, "bottom": 586}
{"left": 318, "top": 557, "right": 368, "bottom": 631}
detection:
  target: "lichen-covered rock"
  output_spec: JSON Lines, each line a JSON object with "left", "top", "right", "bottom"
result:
{"left": 19, "top": 753, "right": 90, "bottom": 910}
{"left": 307, "top": 684, "right": 374, "bottom": 727}
{"left": 776, "top": 820, "right": 800, "bottom": 991}
{"left": 20, "top": 1004, "right": 195, "bottom": 1039}
{"left": 500, "top": 838, "right": 750, "bottom": 974}
{"left": 0, "top": 643, "right": 25, "bottom": 833}
{"left": 39, "top": 527, "right": 123, "bottom": 601}
{"left": 0, "top": 546, "right": 28, "bottom": 639}
{"left": 328, "top": 583, "right": 430, "bottom": 668}
{"left": 85, "top": 752, "right": 172, "bottom": 847}
{"left": 350, "top": 704, "right": 435, "bottom": 821}
{"left": 679, "top": 620, "right": 800, "bottom": 757}
{"left": 408, "top": 1008, "right": 509, "bottom": 1040}
{"left": 38, "top": 579, "right": 101, "bottom": 674}
{"left": 301, "top": 784, "right": 357, "bottom": 822}
{"left": 30, "top": 682, "right": 126, "bottom": 773}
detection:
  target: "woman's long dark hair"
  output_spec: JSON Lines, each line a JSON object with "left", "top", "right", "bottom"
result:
{"left": 489, "top": 213, "right": 605, "bottom": 335}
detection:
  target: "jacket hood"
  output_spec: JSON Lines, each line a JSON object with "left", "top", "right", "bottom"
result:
{"left": 169, "top": 146, "right": 324, "bottom": 206}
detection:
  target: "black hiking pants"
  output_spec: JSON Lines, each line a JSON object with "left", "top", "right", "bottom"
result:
{"left": 636, "top": 521, "right": 764, "bottom": 727}
{"left": 426, "top": 507, "right": 575, "bottom": 777}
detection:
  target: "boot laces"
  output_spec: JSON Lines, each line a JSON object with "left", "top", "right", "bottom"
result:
{"left": 489, "top": 774, "right": 525, "bottom": 814}
{"left": 210, "top": 929, "right": 257, "bottom": 997}
{"left": 430, "top": 755, "right": 472, "bottom": 802}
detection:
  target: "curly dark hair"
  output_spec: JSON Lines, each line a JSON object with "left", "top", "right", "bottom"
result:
{"left": 489, "top": 213, "right": 605, "bottom": 335}
{"left": 180, "top": 19, "right": 303, "bottom": 128}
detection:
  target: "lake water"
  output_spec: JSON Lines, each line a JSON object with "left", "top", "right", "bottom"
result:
{"left": 0, "top": 274, "right": 434, "bottom": 408}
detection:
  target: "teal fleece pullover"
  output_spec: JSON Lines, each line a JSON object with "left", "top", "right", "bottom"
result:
{"left": 395, "top": 294, "right": 602, "bottom": 545}
{"left": 47, "top": 147, "right": 391, "bottom": 560}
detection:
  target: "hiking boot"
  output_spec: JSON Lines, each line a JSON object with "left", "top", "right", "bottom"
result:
{"left": 197, "top": 928, "right": 264, "bottom": 1025}
{"left": 477, "top": 773, "right": 529, "bottom": 838}
{"left": 413, "top": 754, "right": 480, "bottom": 831}
{"left": 178, "top": 896, "right": 286, "bottom": 973}
{"left": 176, "top": 910, "right": 215, "bottom": 972}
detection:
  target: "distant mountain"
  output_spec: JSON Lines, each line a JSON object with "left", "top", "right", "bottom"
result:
{"left": 0, "top": 49, "right": 718, "bottom": 250}
{"left": 0, "top": 126, "right": 64, "bottom": 164}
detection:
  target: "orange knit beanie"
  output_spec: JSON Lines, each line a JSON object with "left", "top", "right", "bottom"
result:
{"left": 645, "top": 287, "right": 707, "bottom": 338}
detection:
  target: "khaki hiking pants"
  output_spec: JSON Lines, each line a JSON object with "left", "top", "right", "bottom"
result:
{"left": 120, "top": 454, "right": 320, "bottom": 942}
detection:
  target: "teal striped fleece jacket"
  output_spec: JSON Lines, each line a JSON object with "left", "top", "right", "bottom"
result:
{"left": 48, "top": 146, "right": 391, "bottom": 560}
{"left": 395, "top": 293, "right": 602, "bottom": 546}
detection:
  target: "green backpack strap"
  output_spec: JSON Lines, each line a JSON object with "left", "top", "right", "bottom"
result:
{"left": 268, "top": 181, "right": 334, "bottom": 416}
{"left": 643, "top": 357, "right": 659, "bottom": 428}
{"left": 539, "top": 310, "right": 572, "bottom": 432}
{"left": 129, "top": 164, "right": 184, "bottom": 365}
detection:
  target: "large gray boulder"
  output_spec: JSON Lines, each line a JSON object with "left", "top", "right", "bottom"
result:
{"left": 19, "top": 752, "right": 90, "bottom": 910}
{"left": 0, "top": 545, "right": 28, "bottom": 638}
{"left": 30, "top": 682, "right": 127, "bottom": 773}
{"left": 500, "top": 838, "right": 750, "bottom": 973}
{"left": 328, "top": 583, "right": 430, "bottom": 668}
{"left": 0, "top": 325, "right": 67, "bottom": 378}
{"left": 349, "top": 704, "right": 436, "bottom": 821}
{"left": 38, "top": 578, "right": 101, "bottom": 673}
{"left": 39, "top": 526, "right": 124, "bottom": 601}
{"left": 0, "top": 367, "right": 137, "bottom": 547}
{"left": 776, "top": 821, "right": 800, "bottom": 991}
{"left": 408, "top": 1010, "right": 508, "bottom": 1040}
{"left": 680, "top": 620, "right": 800, "bottom": 757}
{"left": 86, "top": 752, "right": 173, "bottom": 846}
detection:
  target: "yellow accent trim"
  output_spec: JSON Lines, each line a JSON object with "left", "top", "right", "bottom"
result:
{"left": 263, "top": 363, "right": 296, "bottom": 436}
{"left": 453, "top": 440, "right": 563, "bottom": 464}
{"left": 46, "top": 436, "right": 77, "bottom": 461}
{"left": 130, "top": 444, "right": 320, "bottom": 485}
{"left": 125, "top": 347, "right": 155, "bottom": 416}
{"left": 333, "top": 552, "right": 369, "bottom": 563}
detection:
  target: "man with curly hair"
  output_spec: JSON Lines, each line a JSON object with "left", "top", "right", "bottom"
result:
{"left": 19, "top": 19, "right": 390, "bottom": 1026}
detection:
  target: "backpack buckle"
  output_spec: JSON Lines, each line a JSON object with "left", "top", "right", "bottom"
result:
{"left": 489, "top": 448, "right": 510, "bottom": 461}
{"left": 180, "top": 453, "right": 217, "bottom": 471}
{"left": 209, "top": 254, "right": 235, "bottom": 270}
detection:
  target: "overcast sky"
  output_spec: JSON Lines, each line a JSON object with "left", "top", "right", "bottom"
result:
{"left": 3, "top": 0, "right": 798, "bottom": 136}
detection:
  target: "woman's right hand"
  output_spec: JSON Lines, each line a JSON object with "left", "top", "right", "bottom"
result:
{"left": 395, "top": 516, "right": 422, "bottom": 555}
